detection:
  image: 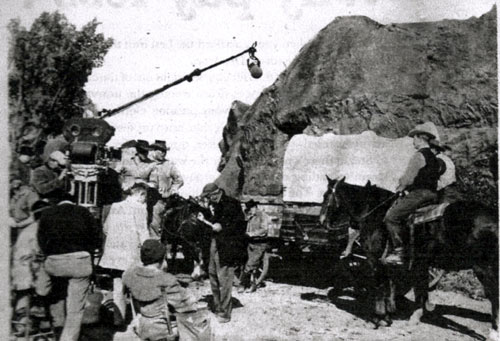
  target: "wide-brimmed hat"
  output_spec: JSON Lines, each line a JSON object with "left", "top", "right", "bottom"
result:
{"left": 120, "top": 140, "right": 137, "bottom": 149}
{"left": 201, "top": 183, "right": 220, "bottom": 197}
{"left": 150, "top": 140, "right": 169, "bottom": 152}
{"left": 408, "top": 122, "right": 439, "bottom": 140}
{"left": 135, "top": 140, "right": 150, "bottom": 154}
{"left": 141, "top": 239, "right": 167, "bottom": 265}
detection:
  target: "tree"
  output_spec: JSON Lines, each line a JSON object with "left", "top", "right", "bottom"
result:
{"left": 8, "top": 11, "right": 113, "bottom": 158}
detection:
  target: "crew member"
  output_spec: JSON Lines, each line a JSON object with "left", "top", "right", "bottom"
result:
{"left": 238, "top": 200, "right": 270, "bottom": 293}
{"left": 123, "top": 239, "right": 210, "bottom": 341}
{"left": 99, "top": 182, "right": 150, "bottom": 325}
{"left": 384, "top": 122, "right": 442, "bottom": 265}
{"left": 197, "top": 183, "right": 246, "bottom": 323}
{"left": 37, "top": 193, "right": 100, "bottom": 341}
{"left": 30, "top": 150, "right": 68, "bottom": 202}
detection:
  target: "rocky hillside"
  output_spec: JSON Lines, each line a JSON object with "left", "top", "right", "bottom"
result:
{"left": 215, "top": 7, "right": 498, "bottom": 206}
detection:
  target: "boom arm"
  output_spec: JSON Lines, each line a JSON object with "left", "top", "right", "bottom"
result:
{"left": 99, "top": 42, "right": 259, "bottom": 119}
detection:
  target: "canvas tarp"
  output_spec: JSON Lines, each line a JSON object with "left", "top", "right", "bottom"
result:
{"left": 283, "top": 131, "right": 416, "bottom": 203}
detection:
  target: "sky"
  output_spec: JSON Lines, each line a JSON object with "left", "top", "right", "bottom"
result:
{"left": 1, "top": 0, "right": 496, "bottom": 196}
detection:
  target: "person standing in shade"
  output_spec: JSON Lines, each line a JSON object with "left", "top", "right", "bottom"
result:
{"left": 238, "top": 200, "right": 271, "bottom": 293}
{"left": 197, "top": 183, "right": 246, "bottom": 323}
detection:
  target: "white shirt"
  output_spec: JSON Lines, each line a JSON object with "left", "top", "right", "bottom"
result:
{"left": 437, "top": 154, "right": 457, "bottom": 190}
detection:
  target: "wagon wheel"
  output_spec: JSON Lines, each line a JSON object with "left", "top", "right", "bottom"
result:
{"left": 428, "top": 267, "right": 445, "bottom": 290}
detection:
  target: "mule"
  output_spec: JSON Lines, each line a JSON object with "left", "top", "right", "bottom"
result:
{"left": 319, "top": 176, "right": 498, "bottom": 336}
{"left": 161, "top": 195, "right": 212, "bottom": 280}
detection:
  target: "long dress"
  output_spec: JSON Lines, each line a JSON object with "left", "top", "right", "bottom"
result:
{"left": 100, "top": 197, "right": 150, "bottom": 272}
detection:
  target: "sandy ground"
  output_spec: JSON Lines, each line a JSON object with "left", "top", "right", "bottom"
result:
{"left": 78, "top": 255, "right": 495, "bottom": 341}
{"left": 103, "top": 280, "right": 493, "bottom": 341}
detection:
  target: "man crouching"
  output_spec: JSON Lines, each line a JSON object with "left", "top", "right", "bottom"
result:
{"left": 123, "top": 239, "right": 211, "bottom": 341}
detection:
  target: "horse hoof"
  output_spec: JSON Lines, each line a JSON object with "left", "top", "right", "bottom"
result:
{"left": 378, "top": 319, "right": 391, "bottom": 327}
{"left": 489, "top": 328, "right": 498, "bottom": 341}
{"left": 409, "top": 308, "right": 423, "bottom": 326}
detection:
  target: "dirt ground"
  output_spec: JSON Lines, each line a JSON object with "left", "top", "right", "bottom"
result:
{"left": 79, "top": 256, "right": 495, "bottom": 341}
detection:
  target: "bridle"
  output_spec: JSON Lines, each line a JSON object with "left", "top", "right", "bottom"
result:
{"left": 327, "top": 181, "right": 398, "bottom": 226}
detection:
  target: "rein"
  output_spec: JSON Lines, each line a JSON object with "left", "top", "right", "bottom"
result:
{"left": 331, "top": 182, "right": 398, "bottom": 223}
{"left": 355, "top": 192, "right": 399, "bottom": 222}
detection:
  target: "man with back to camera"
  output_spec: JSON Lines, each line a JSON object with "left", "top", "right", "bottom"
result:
{"left": 37, "top": 192, "right": 100, "bottom": 341}
{"left": 383, "top": 122, "right": 442, "bottom": 266}
{"left": 197, "top": 183, "right": 246, "bottom": 323}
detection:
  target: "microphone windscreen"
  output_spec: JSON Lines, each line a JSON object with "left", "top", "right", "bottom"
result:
{"left": 249, "top": 64, "right": 263, "bottom": 79}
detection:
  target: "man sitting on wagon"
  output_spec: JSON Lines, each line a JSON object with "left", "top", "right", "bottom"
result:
{"left": 383, "top": 122, "right": 442, "bottom": 266}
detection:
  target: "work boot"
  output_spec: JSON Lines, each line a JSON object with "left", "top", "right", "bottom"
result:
{"left": 384, "top": 247, "right": 405, "bottom": 265}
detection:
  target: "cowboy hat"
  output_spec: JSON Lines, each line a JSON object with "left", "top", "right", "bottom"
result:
{"left": 150, "top": 140, "right": 169, "bottom": 152}
{"left": 135, "top": 140, "right": 150, "bottom": 154}
{"left": 120, "top": 140, "right": 137, "bottom": 149}
{"left": 408, "top": 122, "right": 439, "bottom": 140}
{"left": 201, "top": 183, "right": 220, "bottom": 197}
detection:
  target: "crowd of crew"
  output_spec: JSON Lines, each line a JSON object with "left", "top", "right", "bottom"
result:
{"left": 9, "top": 129, "right": 273, "bottom": 341}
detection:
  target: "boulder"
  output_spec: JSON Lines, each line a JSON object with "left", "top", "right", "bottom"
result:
{"left": 216, "top": 7, "right": 497, "bottom": 207}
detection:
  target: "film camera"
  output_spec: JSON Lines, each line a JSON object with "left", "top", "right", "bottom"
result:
{"left": 62, "top": 118, "right": 122, "bottom": 216}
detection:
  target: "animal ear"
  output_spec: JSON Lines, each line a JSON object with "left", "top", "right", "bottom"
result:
{"left": 365, "top": 180, "right": 371, "bottom": 188}
{"left": 326, "top": 175, "right": 333, "bottom": 183}
{"left": 339, "top": 176, "right": 346, "bottom": 183}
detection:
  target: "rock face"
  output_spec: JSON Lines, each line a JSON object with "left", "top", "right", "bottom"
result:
{"left": 216, "top": 7, "right": 498, "bottom": 207}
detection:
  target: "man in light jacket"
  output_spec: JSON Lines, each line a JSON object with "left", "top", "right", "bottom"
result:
{"left": 100, "top": 182, "right": 150, "bottom": 325}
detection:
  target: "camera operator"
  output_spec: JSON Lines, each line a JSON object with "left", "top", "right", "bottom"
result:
{"left": 30, "top": 150, "right": 69, "bottom": 203}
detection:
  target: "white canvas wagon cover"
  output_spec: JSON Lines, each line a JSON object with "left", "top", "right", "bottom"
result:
{"left": 283, "top": 131, "right": 416, "bottom": 203}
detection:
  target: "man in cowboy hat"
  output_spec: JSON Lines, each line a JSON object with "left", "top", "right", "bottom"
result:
{"left": 148, "top": 140, "right": 184, "bottom": 237}
{"left": 429, "top": 139, "right": 460, "bottom": 204}
{"left": 197, "top": 183, "right": 246, "bottom": 323}
{"left": 116, "top": 139, "right": 156, "bottom": 191}
{"left": 384, "top": 122, "right": 442, "bottom": 265}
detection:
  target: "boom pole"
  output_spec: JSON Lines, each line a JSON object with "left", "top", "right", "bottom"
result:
{"left": 99, "top": 42, "right": 259, "bottom": 119}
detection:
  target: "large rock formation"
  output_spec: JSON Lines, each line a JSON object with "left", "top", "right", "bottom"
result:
{"left": 216, "top": 7, "right": 498, "bottom": 207}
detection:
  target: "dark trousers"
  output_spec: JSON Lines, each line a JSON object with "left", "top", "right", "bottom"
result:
{"left": 208, "top": 239, "right": 235, "bottom": 319}
{"left": 384, "top": 189, "right": 437, "bottom": 249}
